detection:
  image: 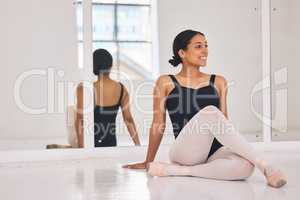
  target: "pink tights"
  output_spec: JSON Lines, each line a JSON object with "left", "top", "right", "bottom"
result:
{"left": 159, "top": 105, "right": 269, "bottom": 180}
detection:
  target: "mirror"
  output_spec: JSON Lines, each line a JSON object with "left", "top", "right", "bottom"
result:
{"left": 271, "top": 0, "right": 300, "bottom": 141}
{"left": 0, "top": 0, "right": 79, "bottom": 150}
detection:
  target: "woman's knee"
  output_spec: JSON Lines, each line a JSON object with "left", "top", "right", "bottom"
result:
{"left": 198, "top": 105, "right": 222, "bottom": 119}
{"left": 201, "top": 105, "right": 220, "bottom": 113}
{"left": 235, "top": 159, "right": 255, "bottom": 180}
{"left": 169, "top": 147, "right": 206, "bottom": 166}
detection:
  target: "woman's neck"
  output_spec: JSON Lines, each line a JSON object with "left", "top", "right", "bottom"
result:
{"left": 97, "top": 74, "right": 110, "bottom": 82}
{"left": 178, "top": 64, "right": 204, "bottom": 78}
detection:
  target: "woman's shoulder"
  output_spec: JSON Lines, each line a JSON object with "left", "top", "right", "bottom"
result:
{"left": 93, "top": 79, "right": 122, "bottom": 87}
{"left": 155, "top": 74, "right": 174, "bottom": 86}
{"left": 76, "top": 82, "right": 84, "bottom": 92}
{"left": 110, "top": 79, "right": 123, "bottom": 87}
{"left": 213, "top": 74, "right": 228, "bottom": 92}
{"left": 154, "top": 74, "right": 177, "bottom": 96}
{"left": 214, "top": 74, "right": 227, "bottom": 84}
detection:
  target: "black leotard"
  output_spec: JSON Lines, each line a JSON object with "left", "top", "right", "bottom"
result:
{"left": 93, "top": 83, "right": 123, "bottom": 147}
{"left": 166, "top": 74, "right": 223, "bottom": 159}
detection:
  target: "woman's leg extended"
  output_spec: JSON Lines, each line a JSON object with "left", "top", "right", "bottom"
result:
{"left": 149, "top": 105, "right": 286, "bottom": 187}
{"left": 170, "top": 105, "right": 267, "bottom": 172}
{"left": 167, "top": 105, "right": 260, "bottom": 169}
{"left": 190, "top": 147, "right": 255, "bottom": 180}
{"left": 149, "top": 147, "right": 255, "bottom": 180}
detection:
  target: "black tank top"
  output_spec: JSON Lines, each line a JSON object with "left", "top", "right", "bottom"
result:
{"left": 93, "top": 83, "right": 124, "bottom": 147}
{"left": 166, "top": 74, "right": 223, "bottom": 158}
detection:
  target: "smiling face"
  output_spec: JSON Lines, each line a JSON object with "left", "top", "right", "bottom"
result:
{"left": 178, "top": 34, "right": 208, "bottom": 67}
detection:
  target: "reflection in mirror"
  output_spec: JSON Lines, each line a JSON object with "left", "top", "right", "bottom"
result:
{"left": 89, "top": 0, "right": 162, "bottom": 146}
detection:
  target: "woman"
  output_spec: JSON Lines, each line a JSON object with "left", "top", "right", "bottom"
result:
{"left": 123, "top": 30, "right": 287, "bottom": 188}
{"left": 76, "top": 49, "right": 141, "bottom": 147}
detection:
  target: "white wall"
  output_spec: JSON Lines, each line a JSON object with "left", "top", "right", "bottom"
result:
{"left": 156, "top": 0, "right": 263, "bottom": 136}
{"left": 0, "top": 0, "right": 79, "bottom": 149}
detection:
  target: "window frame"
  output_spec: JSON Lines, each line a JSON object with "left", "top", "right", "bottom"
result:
{"left": 76, "top": 0, "right": 157, "bottom": 80}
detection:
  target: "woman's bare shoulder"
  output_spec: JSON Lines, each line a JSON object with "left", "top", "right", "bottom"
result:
{"left": 155, "top": 74, "right": 174, "bottom": 95}
{"left": 214, "top": 74, "right": 228, "bottom": 92}
{"left": 156, "top": 74, "right": 171, "bottom": 82}
{"left": 76, "top": 82, "right": 84, "bottom": 94}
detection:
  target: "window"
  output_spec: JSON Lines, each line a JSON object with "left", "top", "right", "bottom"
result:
{"left": 76, "top": 0, "right": 157, "bottom": 80}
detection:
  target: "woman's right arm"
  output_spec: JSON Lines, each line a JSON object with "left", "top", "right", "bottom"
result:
{"left": 75, "top": 83, "right": 84, "bottom": 148}
{"left": 122, "top": 76, "right": 168, "bottom": 169}
{"left": 120, "top": 86, "right": 141, "bottom": 146}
